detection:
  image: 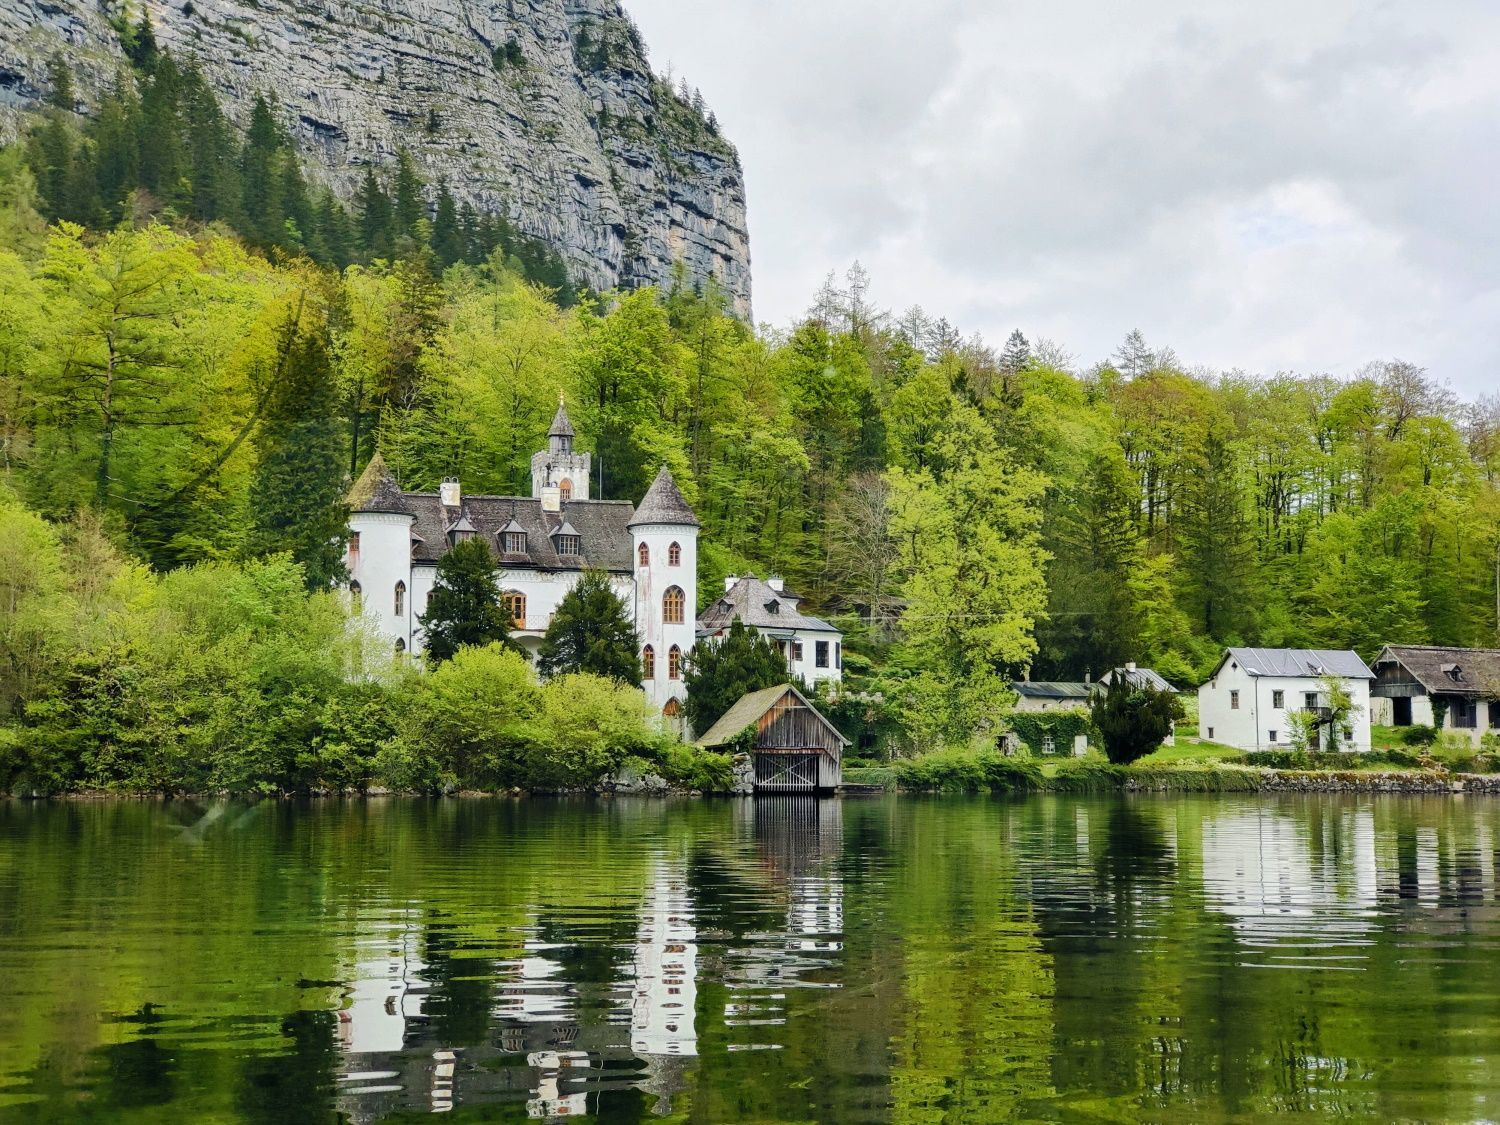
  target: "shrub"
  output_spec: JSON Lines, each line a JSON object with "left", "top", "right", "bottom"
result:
{"left": 653, "top": 744, "right": 733, "bottom": 792}
{"left": 1400, "top": 724, "right": 1439, "bottom": 747}
{"left": 893, "top": 750, "right": 1042, "bottom": 793}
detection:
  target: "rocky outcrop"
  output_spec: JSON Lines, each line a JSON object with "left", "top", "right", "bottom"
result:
{"left": 0, "top": 0, "right": 751, "bottom": 314}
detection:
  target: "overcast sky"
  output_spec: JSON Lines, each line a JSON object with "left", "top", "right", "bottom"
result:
{"left": 626, "top": 0, "right": 1499, "bottom": 397}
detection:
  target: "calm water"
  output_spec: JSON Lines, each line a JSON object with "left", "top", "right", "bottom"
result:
{"left": 2, "top": 795, "right": 1500, "bottom": 1123}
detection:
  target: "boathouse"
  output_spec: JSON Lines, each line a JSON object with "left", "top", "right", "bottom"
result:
{"left": 697, "top": 684, "right": 847, "bottom": 793}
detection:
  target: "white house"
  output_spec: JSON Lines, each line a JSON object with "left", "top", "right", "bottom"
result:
{"left": 345, "top": 401, "right": 698, "bottom": 719}
{"left": 696, "top": 575, "right": 843, "bottom": 687}
{"left": 1197, "top": 647, "right": 1374, "bottom": 753}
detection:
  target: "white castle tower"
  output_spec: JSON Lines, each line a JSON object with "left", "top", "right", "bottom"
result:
{"left": 629, "top": 467, "right": 699, "bottom": 718}
{"left": 530, "top": 398, "right": 591, "bottom": 502}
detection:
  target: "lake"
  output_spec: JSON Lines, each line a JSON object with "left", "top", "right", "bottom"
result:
{"left": 2, "top": 794, "right": 1499, "bottom": 1122}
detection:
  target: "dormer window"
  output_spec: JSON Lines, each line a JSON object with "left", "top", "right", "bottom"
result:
{"left": 1443, "top": 663, "right": 1465, "bottom": 682}
{"left": 557, "top": 534, "right": 581, "bottom": 556}
{"left": 504, "top": 531, "right": 526, "bottom": 554}
{"left": 765, "top": 600, "right": 780, "bottom": 615}
{"left": 446, "top": 513, "right": 477, "bottom": 547}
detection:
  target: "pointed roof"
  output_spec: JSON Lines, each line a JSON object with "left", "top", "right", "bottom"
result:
{"left": 548, "top": 397, "right": 575, "bottom": 439}
{"left": 550, "top": 520, "right": 580, "bottom": 538}
{"left": 347, "top": 453, "right": 410, "bottom": 515}
{"left": 445, "top": 512, "right": 478, "bottom": 534}
{"left": 695, "top": 683, "right": 849, "bottom": 751}
{"left": 628, "top": 466, "right": 699, "bottom": 528}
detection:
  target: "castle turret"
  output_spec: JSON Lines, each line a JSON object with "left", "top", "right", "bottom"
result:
{"left": 345, "top": 453, "right": 416, "bottom": 653}
{"left": 531, "top": 398, "right": 590, "bottom": 501}
{"left": 629, "top": 467, "right": 699, "bottom": 721}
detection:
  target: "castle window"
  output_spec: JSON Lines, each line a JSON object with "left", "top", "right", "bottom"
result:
{"left": 642, "top": 645, "right": 656, "bottom": 679}
{"left": 504, "top": 531, "right": 527, "bottom": 554}
{"left": 557, "top": 534, "right": 581, "bottom": 556}
{"left": 395, "top": 638, "right": 406, "bottom": 654}
{"left": 559, "top": 479, "right": 573, "bottom": 501}
{"left": 504, "top": 593, "right": 526, "bottom": 630}
{"left": 668, "top": 541, "right": 681, "bottom": 566}
{"left": 638, "top": 542, "right": 650, "bottom": 567}
{"left": 349, "top": 581, "right": 362, "bottom": 612}
{"left": 663, "top": 698, "right": 681, "bottom": 718}
{"left": 347, "top": 531, "right": 360, "bottom": 560}
{"left": 663, "top": 586, "right": 685, "bottom": 624}
{"left": 668, "top": 645, "right": 683, "bottom": 680}
{"left": 394, "top": 581, "right": 406, "bottom": 617}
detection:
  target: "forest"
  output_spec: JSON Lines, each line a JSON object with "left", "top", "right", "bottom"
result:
{"left": 2, "top": 44, "right": 1498, "bottom": 792}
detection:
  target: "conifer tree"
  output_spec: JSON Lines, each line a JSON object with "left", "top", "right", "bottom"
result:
{"left": 1090, "top": 676, "right": 1182, "bottom": 765}
{"left": 683, "top": 620, "right": 787, "bottom": 732}
{"left": 418, "top": 537, "right": 512, "bottom": 664}
{"left": 392, "top": 150, "right": 424, "bottom": 241}
{"left": 356, "top": 166, "right": 393, "bottom": 259}
{"left": 245, "top": 319, "right": 349, "bottom": 589}
{"left": 432, "top": 183, "right": 463, "bottom": 268}
{"left": 45, "top": 56, "right": 74, "bottom": 112}
{"left": 537, "top": 569, "right": 639, "bottom": 681}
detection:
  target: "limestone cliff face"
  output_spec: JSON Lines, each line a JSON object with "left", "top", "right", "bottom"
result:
{"left": 0, "top": 0, "right": 751, "bottom": 314}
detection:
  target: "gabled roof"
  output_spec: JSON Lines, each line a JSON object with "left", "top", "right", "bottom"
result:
{"left": 627, "top": 467, "right": 699, "bottom": 528}
{"left": 1098, "top": 666, "right": 1178, "bottom": 693}
{"left": 445, "top": 512, "right": 478, "bottom": 535}
{"left": 1210, "top": 647, "right": 1374, "bottom": 682}
{"left": 347, "top": 453, "right": 410, "bottom": 515}
{"left": 1011, "top": 681, "right": 1092, "bottom": 700}
{"left": 548, "top": 399, "right": 575, "bottom": 439}
{"left": 550, "top": 520, "right": 579, "bottom": 538}
{"left": 696, "top": 683, "right": 850, "bottom": 749}
{"left": 1373, "top": 645, "right": 1500, "bottom": 697}
{"left": 698, "top": 576, "right": 838, "bottom": 634}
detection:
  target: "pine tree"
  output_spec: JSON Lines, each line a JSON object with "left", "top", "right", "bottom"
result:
{"left": 392, "top": 150, "right": 424, "bottom": 241}
{"left": 1181, "top": 430, "right": 1256, "bottom": 640}
{"left": 683, "top": 620, "right": 787, "bottom": 732}
{"left": 998, "top": 329, "right": 1031, "bottom": 375}
{"left": 537, "top": 569, "right": 640, "bottom": 681}
{"left": 1113, "top": 329, "right": 1155, "bottom": 381}
{"left": 431, "top": 182, "right": 463, "bottom": 268}
{"left": 355, "top": 166, "right": 393, "bottom": 259}
{"left": 418, "top": 537, "right": 512, "bottom": 664}
{"left": 240, "top": 96, "right": 286, "bottom": 245}
{"left": 1090, "top": 676, "right": 1182, "bottom": 764}
{"left": 245, "top": 319, "right": 349, "bottom": 589}
{"left": 45, "top": 55, "right": 75, "bottom": 112}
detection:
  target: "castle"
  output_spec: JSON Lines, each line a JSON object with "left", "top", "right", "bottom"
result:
{"left": 345, "top": 401, "right": 699, "bottom": 717}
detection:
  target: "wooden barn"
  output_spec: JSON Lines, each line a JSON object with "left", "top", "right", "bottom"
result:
{"left": 697, "top": 684, "right": 847, "bottom": 793}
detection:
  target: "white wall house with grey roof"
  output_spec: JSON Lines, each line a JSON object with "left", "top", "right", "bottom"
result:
{"left": 344, "top": 402, "right": 698, "bottom": 721}
{"left": 1197, "top": 648, "right": 1374, "bottom": 753}
{"left": 697, "top": 576, "right": 843, "bottom": 687}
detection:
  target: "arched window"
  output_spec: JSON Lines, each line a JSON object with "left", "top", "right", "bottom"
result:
{"left": 663, "top": 698, "right": 681, "bottom": 718}
{"left": 559, "top": 479, "right": 573, "bottom": 501}
{"left": 663, "top": 586, "right": 685, "bottom": 624}
{"left": 641, "top": 645, "right": 656, "bottom": 679}
{"left": 394, "top": 581, "right": 406, "bottom": 617}
{"left": 638, "top": 542, "right": 650, "bottom": 567}
{"left": 668, "top": 541, "right": 682, "bottom": 566}
{"left": 668, "top": 645, "right": 683, "bottom": 680}
{"left": 349, "top": 580, "right": 362, "bottom": 611}
{"left": 395, "top": 637, "right": 406, "bottom": 654}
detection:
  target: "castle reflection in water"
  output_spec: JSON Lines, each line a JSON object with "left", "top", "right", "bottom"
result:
{"left": 333, "top": 799, "right": 847, "bottom": 1120}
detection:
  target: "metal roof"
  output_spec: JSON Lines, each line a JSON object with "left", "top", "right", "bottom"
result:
{"left": 1216, "top": 647, "right": 1374, "bottom": 681}
{"left": 1011, "top": 681, "right": 1092, "bottom": 700}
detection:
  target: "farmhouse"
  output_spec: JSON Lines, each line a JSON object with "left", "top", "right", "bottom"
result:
{"left": 697, "top": 576, "right": 844, "bottom": 687}
{"left": 1370, "top": 645, "right": 1500, "bottom": 745}
{"left": 1198, "top": 648, "right": 1374, "bottom": 753}
{"left": 345, "top": 401, "right": 699, "bottom": 717}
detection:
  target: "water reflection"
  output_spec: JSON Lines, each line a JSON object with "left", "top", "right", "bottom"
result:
{"left": 4, "top": 795, "right": 1500, "bottom": 1122}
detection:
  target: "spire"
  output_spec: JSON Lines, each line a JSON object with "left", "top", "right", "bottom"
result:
{"left": 548, "top": 396, "right": 575, "bottom": 439}
{"left": 628, "top": 466, "right": 700, "bottom": 528}
{"left": 346, "top": 452, "right": 409, "bottom": 514}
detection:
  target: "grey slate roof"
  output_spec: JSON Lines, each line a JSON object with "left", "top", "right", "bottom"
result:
{"left": 1011, "top": 681, "right": 1092, "bottom": 700}
{"left": 696, "top": 683, "right": 849, "bottom": 749}
{"left": 1098, "top": 666, "right": 1178, "bottom": 693}
{"left": 627, "top": 467, "right": 699, "bottom": 528}
{"left": 1373, "top": 645, "right": 1500, "bottom": 697}
{"left": 1216, "top": 647, "right": 1374, "bottom": 681}
{"left": 403, "top": 493, "right": 635, "bottom": 571}
{"left": 698, "top": 576, "right": 838, "bottom": 634}
{"left": 548, "top": 400, "right": 575, "bottom": 438}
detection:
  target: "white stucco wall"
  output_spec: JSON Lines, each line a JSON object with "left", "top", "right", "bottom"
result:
{"left": 1198, "top": 660, "right": 1372, "bottom": 752}
{"left": 347, "top": 510, "right": 418, "bottom": 653}
{"left": 783, "top": 629, "right": 842, "bottom": 687}
{"left": 631, "top": 522, "right": 697, "bottom": 716}
{"left": 1371, "top": 693, "right": 1500, "bottom": 745}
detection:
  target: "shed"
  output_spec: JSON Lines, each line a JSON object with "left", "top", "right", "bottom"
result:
{"left": 697, "top": 684, "right": 847, "bottom": 793}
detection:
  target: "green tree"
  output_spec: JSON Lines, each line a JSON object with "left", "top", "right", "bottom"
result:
{"left": 537, "top": 568, "right": 639, "bottom": 682}
{"left": 1090, "top": 676, "right": 1182, "bottom": 765}
{"left": 417, "top": 536, "right": 512, "bottom": 664}
{"left": 683, "top": 619, "right": 786, "bottom": 732}
{"left": 244, "top": 317, "right": 349, "bottom": 589}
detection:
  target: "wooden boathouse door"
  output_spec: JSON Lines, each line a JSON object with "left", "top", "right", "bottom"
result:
{"left": 754, "top": 752, "right": 821, "bottom": 792}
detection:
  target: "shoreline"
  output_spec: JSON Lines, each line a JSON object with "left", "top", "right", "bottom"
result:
{"left": 9, "top": 767, "right": 1500, "bottom": 801}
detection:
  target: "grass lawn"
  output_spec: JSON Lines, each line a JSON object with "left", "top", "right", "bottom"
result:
{"left": 1137, "top": 737, "right": 1248, "bottom": 767}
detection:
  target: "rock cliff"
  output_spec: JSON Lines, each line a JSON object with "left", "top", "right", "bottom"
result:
{"left": 0, "top": 0, "right": 751, "bottom": 314}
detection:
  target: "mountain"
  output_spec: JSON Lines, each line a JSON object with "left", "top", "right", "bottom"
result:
{"left": 0, "top": 0, "right": 751, "bottom": 313}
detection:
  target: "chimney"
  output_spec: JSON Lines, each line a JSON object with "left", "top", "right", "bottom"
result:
{"left": 440, "top": 478, "right": 461, "bottom": 507}
{"left": 1126, "top": 661, "right": 1137, "bottom": 673}
{"left": 724, "top": 574, "right": 738, "bottom": 593}
{"left": 767, "top": 576, "right": 784, "bottom": 593}
{"left": 540, "top": 485, "right": 561, "bottom": 513}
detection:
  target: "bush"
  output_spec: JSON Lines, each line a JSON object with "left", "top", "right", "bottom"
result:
{"left": 1245, "top": 748, "right": 1425, "bottom": 771}
{"left": 653, "top": 744, "right": 733, "bottom": 792}
{"left": 893, "top": 750, "right": 1042, "bottom": 793}
{"left": 1400, "top": 724, "right": 1439, "bottom": 747}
